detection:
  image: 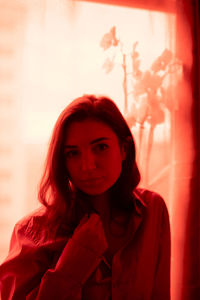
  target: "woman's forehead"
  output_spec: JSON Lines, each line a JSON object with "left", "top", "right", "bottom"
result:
{"left": 64, "top": 119, "right": 117, "bottom": 145}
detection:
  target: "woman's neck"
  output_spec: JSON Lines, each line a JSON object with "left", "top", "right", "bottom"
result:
{"left": 88, "top": 192, "right": 111, "bottom": 221}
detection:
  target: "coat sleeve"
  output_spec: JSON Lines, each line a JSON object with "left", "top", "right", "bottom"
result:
{"left": 0, "top": 221, "right": 106, "bottom": 300}
{"left": 152, "top": 198, "right": 171, "bottom": 300}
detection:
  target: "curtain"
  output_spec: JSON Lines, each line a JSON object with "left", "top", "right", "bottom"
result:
{"left": 173, "top": 1, "right": 200, "bottom": 299}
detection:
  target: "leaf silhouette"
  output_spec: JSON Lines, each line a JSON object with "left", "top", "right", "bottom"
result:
{"left": 133, "top": 71, "right": 163, "bottom": 95}
{"left": 100, "top": 26, "right": 119, "bottom": 50}
{"left": 148, "top": 103, "right": 165, "bottom": 126}
{"left": 132, "top": 41, "right": 142, "bottom": 79}
{"left": 102, "top": 57, "right": 115, "bottom": 73}
{"left": 151, "top": 49, "right": 173, "bottom": 73}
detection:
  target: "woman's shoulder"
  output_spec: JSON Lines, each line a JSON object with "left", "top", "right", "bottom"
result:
{"left": 133, "top": 187, "right": 170, "bottom": 225}
{"left": 13, "top": 206, "right": 54, "bottom": 245}
{"left": 4, "top": 207, "right": 69, "bottom": 272}
{"left": 15, "top": 206, "right": 46, "bottom": 229}
{"left": 133, "top": 187, "right": 168, "bottom": 211}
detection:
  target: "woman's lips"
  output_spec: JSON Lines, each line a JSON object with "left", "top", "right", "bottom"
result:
{"left": 81, "top": 177, "right": 104, "bottom": 185}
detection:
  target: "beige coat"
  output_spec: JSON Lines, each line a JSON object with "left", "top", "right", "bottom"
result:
{"left": 0, "top": 188, "right": 171, "bottom": 300}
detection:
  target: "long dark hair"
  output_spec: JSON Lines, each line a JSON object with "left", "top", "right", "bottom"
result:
{"left": 38, "top": 95, "right": 140, "bottom": 236}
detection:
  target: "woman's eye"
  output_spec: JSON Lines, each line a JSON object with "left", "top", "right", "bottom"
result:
{"left": 94, "top": 143, "right": 109, "bottom": 152}
{"left": 65, "top": 150, "right": 79, "bottom": 158}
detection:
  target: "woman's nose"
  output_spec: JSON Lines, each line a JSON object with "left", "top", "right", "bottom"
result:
{"left": 81, "top": 151, "right": 96, "bottom": 171}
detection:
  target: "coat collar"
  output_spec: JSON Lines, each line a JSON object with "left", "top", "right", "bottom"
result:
{"left": 133, "top": 188, "right": 147, "bottom": 216}
{"left": 112, "top": 189, "right": 147, "bottom": 262}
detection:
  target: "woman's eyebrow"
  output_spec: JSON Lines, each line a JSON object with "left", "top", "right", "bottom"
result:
{"left": 64, "top": 145, "right": 78, "bottom": 149}
{"left": 90, "top": 137, "right": 110, "bottom": 145}
{"left": 64, "top": 137, "right": 110, "bottom": 148}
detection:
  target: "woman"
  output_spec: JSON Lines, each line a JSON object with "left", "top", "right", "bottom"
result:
{"left": 0, "top": 95, "right": 171, "bottom": 299}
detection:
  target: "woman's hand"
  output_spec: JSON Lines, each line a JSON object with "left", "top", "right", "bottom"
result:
{"left": 72, "top": 213, "right": 108, "bottom": 254}
{"left": 54, "top": 213, "right": 108, "bottom": 286}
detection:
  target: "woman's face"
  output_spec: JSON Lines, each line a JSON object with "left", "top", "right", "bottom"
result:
{"left": 64, "top": 119, "right": 126, "bottom": 196}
